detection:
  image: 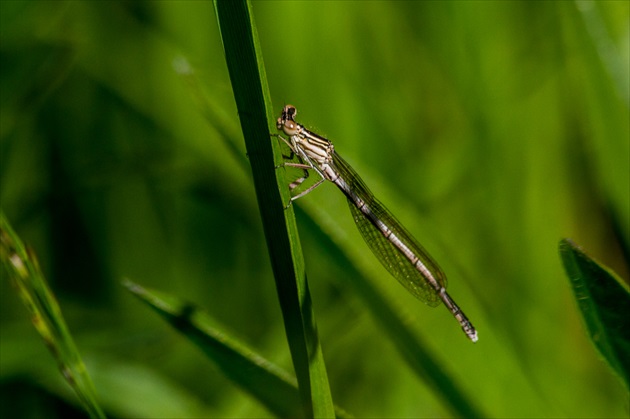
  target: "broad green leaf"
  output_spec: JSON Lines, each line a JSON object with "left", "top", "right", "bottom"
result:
{"left": 559, "top": 238, "right": 630, "bottom": 389}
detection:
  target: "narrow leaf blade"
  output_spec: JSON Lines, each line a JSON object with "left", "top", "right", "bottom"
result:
{"left": 212, "top": 0, "right": 335, "bottom": 416}
{"left": 0, "top": 212, "right": 106, "bottom": 419}
{"left": 123, "top": 279, "right": 352, "bottom": 418}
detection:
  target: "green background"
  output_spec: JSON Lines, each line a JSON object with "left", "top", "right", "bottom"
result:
{"left": 1, "top": 1, "right": 628, "bottom": 417}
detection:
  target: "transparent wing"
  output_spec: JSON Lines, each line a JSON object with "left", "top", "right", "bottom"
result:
{"left": 332, "top": 152, "right": 446, "bottom": 307}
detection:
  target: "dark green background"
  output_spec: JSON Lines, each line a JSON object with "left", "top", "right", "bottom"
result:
{"left": 1, "top": 1, "right": 628, "bottom": 417}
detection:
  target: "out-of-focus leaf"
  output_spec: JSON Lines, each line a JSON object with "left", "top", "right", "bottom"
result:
{"left": 0, "top": 212, "right": 106, "bottom": 419}
{"left": 123, "top": 279, "right": 352, "bottom": 418}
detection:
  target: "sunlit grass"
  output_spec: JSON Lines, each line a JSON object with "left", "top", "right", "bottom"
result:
{"left": 0, "top": 0, "right": 627, "bottom": 417}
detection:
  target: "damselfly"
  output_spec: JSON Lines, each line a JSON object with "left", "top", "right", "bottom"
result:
{"left": 275, "top": 105, "right": 478, "bottom": 342}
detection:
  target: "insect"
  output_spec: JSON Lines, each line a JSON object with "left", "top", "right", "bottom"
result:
{"left": 275, "top": 105, "right": 478, "bottom": 342}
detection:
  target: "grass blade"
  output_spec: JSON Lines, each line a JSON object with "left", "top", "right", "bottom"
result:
{"left": 559, "top": 238, "right": 630, "bottom": 389}
{"left": 0, "top": 212, "right": 106, "bottom": 419}
{"left": 123, "top": 279, "right": 352, "bottom": 418}
{"left": 213, "top": 1, "right": 334, "bottom": 416}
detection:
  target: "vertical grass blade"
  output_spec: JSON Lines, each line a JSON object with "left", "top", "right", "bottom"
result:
{"left": 212, "top": 1, "right": 334, "bottom": 416}
{"left": 559, "top": 238, "right": 630, "bottom": 389}
{"left": 0, "top": 212, "right": 106, "bottom": 419}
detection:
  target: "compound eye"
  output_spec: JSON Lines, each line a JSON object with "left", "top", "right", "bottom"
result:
{"left": 285, "top": 105, "right": 297, "bottom": 119}
{"left": 282, "top": 119, "right": 298, "bottom": 136}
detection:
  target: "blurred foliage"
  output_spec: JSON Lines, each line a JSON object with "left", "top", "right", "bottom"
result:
{"left": 1, "top": 213, "right": 105, "bottom": 418}
{"left": 122, "top": 278, "right": 350, "bottom": 418}
{"left": 1, "top": 1, "right": 628, "bottom": 418}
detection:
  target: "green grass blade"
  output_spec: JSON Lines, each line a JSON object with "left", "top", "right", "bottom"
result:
{"left": 180, "top": 37, "right": 483, "bottom": 417}
{"left": 184, "top": 81, "right": 485, "bottom": 415}
{"left": 213, "top": 1, "right": 334, "bottom": 417}
{"left": 0, "top": 212, "right": 106, "bottom": 419}
{"left": 123, "top": 279, "right": 352, "bottom": 418}
{"left": 559, "top": 238, "right": 630, "bottom": 389}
